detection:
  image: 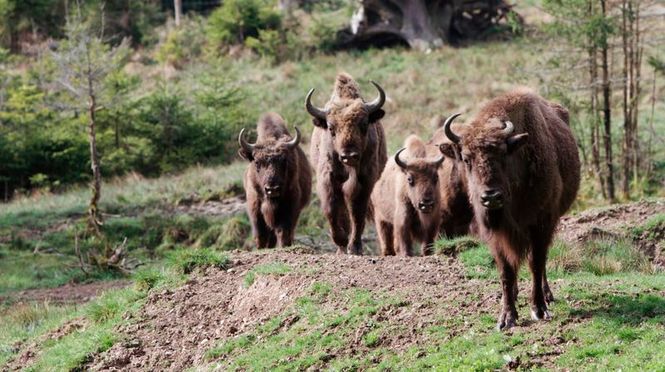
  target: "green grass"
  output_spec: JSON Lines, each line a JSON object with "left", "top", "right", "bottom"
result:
{"left": 204, "top": 272, "right": 665, "bottom": 371}
{"left": 243, "top": 262, "right": 292, "bottom": 288}
{"left": 167, "top": 247, "right": 230, "bottom": 274}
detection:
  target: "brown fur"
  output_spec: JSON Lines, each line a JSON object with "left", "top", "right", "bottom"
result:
{"left": 240, "top": 113, "right": 312, "bottom": 248}
{"left": 427, "top": 121, "right": 474, "bottom": 237}
{"left": 308, "top": 73, "right": 387, "bottom": 255}
{"left": 440, "top": 88, "right": 580, "bottom": 329}
{"left": 372, "top": 136, "right": 444, "bottom": 256}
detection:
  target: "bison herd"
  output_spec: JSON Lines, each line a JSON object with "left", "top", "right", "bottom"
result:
{"left": 238, "top": 73, "right": 580, "bottom": 330}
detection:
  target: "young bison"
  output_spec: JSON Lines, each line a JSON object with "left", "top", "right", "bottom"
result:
{"left": 306, "top": 73, "right": 387, "bottom": 255}
{"left": 439, "top": 89, "right": 580, "bottom": 330}
{"left": 238, "top": 113, "right": 312, "bottom": 248}
{"left": 371, "top": 135, "right": 445, "bottom": 256}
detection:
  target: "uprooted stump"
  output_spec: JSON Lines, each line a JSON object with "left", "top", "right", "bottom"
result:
{"left": 338, "top": 0, "right": 521, "bottom": 50}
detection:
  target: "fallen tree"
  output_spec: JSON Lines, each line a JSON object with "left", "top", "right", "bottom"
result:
{"left": 338, "top": 0, "right": 520, "bottom": 50}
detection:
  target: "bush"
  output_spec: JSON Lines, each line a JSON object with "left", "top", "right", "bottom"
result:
{"left": 155, "top": 15, "right": 207, "bottom": 68}
{"left": 206, "top": 0, "right": 281, "bottom": 51}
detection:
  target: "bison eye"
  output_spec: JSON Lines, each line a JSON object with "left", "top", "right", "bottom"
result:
{"left": 407, "top": 175, "right": 414, "bottom": 186}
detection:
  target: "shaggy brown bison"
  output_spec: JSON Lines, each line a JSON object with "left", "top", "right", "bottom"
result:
{"left": 371, "top": 135, "right": 445, "bottom": 256}
{"left": 238, "top": 112, "right": 312, "bottom": 248}
{"left": 306, "top": 73, "right": 387, "bottom": 255}
{"left": 427, "top": 114, "right": 474, "bottom": 237}
{"left": 439, "top": 88, "right": 580, "bottom": 330}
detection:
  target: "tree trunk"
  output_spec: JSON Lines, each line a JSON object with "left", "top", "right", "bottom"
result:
{"left": 86, "top": 45, "right": 103, "bottom": 234}
{"left": 600, "top": 0, "right": 615, "bottom": 201}
{"left": 621, "top": 0, "right": 631, "bottom": 199}
{"left": 174, "top": 0, "right": 183, "bottom": 27}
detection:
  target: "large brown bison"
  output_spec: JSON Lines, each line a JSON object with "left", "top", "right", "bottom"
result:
{"left": 427, "top": 114, "right": 474, "bottom": 237}
{"left": 238, "top": 113, "right": 312, "bottom": 248}
{"left": 306, "top": 73, "right": 387, "bottom": 255}
{"left": 371, "top": 135, "right": 445, "bottom": 256}
{"left": 439, "top": 88, "right": 580, "bottom": 330}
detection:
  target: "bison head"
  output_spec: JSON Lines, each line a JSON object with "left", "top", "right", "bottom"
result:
{"left": 238, "top": 127, "right": 301, "bottom": 199}
{"left": 394, "top": 145, "right": 445, "bottom": 215}
{"left": 305, "top": 78, "right": 385, "bottom": 167}
{"left": 439, "top": 114, "right": 528, "bottom": 213}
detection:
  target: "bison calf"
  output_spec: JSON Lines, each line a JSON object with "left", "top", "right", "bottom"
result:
{"left": 238, "top": 113, "right": 312, "bottom": 248}
{"left": 439, "top": 89, "right": 580, "bottom": 330}
{"left": 371, "top": 135, "right": 445, "bottom": 256}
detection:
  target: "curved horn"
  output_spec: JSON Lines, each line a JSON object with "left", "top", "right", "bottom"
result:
{"left": 502, "top": 120, "right": 514, "bottom": 135}
{"left": 365, "top": 81, "right": 386, "bottom": 114}
{"left": 305, "top": 88, "right": 328, "bottom": 121}
{"left": 443, "top": 113, "right": 462, "bottom": 144}
{"left": 430, "top": 153, "right": 445, "bottom": 167}
{"left": 285, "top": 127, "right": 301, "bottom": 148}
{"left": 394, "top": 147, "right": 408, "bottom": 170}
{"left": 238, "top": 128, "right": 255, "bottom": 153}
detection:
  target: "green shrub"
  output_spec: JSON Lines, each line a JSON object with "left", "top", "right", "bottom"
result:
{"left": 156, "top": 15, "right": 207, "bottom": 68}
{"left": 206, "top": 0, "right": 281, "bottom": 49}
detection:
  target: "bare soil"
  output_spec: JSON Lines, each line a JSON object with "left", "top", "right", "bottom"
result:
{"left": 85, "top": 251, "right": 552, "bottom": 371}
{"left": 558, "top": 199, "right": 664, "bottom": 265}
{"left": 0, "top": 280, "right": 130, "bottom": 304}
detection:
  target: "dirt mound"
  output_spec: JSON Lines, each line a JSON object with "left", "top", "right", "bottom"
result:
{"left": 1, "top": 280, "right": 130, "bottom": 304}
{"left": 87, "top": 252, "right": 493, "bottom": 370}
{"left": 558, "top": 199, "right": 664, "bottom": 263}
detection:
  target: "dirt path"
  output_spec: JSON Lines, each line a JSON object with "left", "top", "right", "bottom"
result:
{"left": 1, "top": 280, "right": 130, "bottom": 305}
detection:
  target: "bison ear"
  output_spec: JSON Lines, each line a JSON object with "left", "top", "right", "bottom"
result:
{"left": 312, "top": 117, "right": 327, "bottom": 129}
{"left": 438, "top": 143, "right": 459, "bottom": 160}
{"left": 368, "top": 109, "right": 385, "bottom": 123}
{"left": 238, "top": 148, "right": 253, "bottom": 162}
{"left": 506, "top": 133, "right": 529, "bottom": 154}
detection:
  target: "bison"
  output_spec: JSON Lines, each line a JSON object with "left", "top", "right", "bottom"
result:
{"left": 439, "top": 88, "right": 580, "bottom": 330}
{"left": 371, "top": 135, "right": 445, "bottom": 256}
{"left": 305, "top": 72, "right": 387, "bottom": 255}
{"left": 238, "top": 112, "right": 312, "bottom": 248}
{"left": 427, "top": 114, "right": 474, "bottom": 237}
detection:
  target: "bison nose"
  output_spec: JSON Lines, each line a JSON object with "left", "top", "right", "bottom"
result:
{"left": 339, "top": 151, "right": 360, "bottom": 165}
{"left": 418, "top": 199, "right": 435, "bottom": 213}
{"left": 481, "top": 189, "right": 504, "bottom": 209}
{"left": 264, "top": 185, "right": 281, "bottom": 197}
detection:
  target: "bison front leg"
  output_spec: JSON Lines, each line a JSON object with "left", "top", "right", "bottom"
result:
{"left": 420, "top": 225, "right": 439, "bottom": 256}
{"left": 346, "top": 188, "right": 371, "bottom": 255}
{"left": 318, "top": 178, "right": 350, "bottom": 253}
{"left": 275, "top": 226, "right": 295, "bottom": 248}
{"left": 376, "top": 220, "right": 395, "bottom": 256}
{"left": 494, "top": 252, "right": 519, "bottom": 330}
{"left": 249, "top": 212, "right": 276, "bottom": 249}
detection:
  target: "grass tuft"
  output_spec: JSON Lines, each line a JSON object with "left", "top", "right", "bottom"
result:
{"left": 167, "top": 247, "right": 230, "bottom": 274}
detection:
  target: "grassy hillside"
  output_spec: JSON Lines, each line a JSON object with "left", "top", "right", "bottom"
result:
{"left": 1, "top": 3, "right": 664, "bottom": 369}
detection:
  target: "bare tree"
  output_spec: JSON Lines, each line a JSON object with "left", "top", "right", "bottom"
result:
{"left": 50, "top": 3, "right": 129, "bottom": 234}
{"left": 174, "top": 0, "right": 183, "bottom": 27}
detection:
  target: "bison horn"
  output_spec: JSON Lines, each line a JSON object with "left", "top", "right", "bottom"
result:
{"left": 502, "top": 120, "right": 514, "bottom": 135}
{"left": 285, "top": 127, "right": 301, "bottom": 148}
{"left": 305, "top": 88, "right": 328, "bottom": 121}
{"left": 431, "top": 154, "right": 445, "bottom": 167}
{"left": 394, "top": 147, "right": 408, "bottom": 170}
{"left": 238, "top": 128, "right": 256, "bottom": 153}
{"left": 443, "top": 113, "right": 462, "bottom": 144}
{"left": 365, "top": 81, "right": 386, "bottom": 114}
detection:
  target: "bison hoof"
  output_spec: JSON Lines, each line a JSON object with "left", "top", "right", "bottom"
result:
{"left": 544, "top": 288, "right": 555, "bottom": 304}
{"left": 530, "top": 307, "right": 552, "bottom": 321}
{"left": 497, "top": 311, "right": 518, "bottom": 331}
{"left": 335, "top": 247, "right": 347, "bottom": 255}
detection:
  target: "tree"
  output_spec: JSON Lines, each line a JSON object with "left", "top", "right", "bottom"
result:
{"left": 50, "top": 3, "right": 129, "bottom": 234}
